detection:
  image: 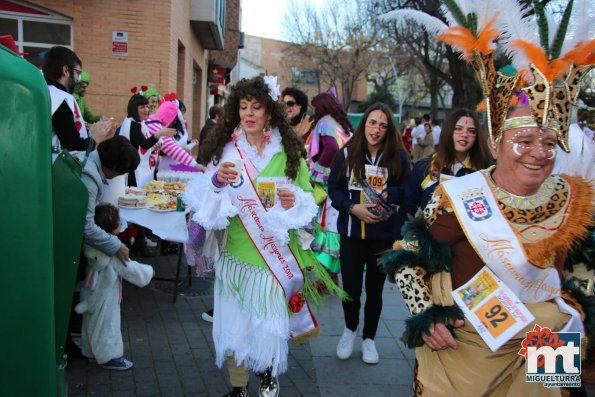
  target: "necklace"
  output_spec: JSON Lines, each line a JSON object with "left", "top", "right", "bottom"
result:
{"left": 484, "top": 166, "right": 555, "bottom": 209}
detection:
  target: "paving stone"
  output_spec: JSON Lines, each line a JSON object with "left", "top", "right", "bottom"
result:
{"left": 133, "top": 367, "right": 157, "bottom": 382}
{"left": 67, "top": 254, "right": 421, "bottom": 396}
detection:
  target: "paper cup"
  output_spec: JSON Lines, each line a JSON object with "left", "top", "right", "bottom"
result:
{"left": 228, "top": 159, "right": 244, "bottom": 182}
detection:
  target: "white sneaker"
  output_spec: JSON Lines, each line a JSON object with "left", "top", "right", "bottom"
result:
{"left": 336, "top": 327, "right": 357, "bottom": 360}
{"left": 361, "top": 338, "right": 379, "bottom": 364}
{"left": 201, "top": 309, "right": 214, "bottom": 323}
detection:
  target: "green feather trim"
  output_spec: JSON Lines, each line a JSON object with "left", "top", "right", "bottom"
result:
{"left": 533, "top": 0, "right": 550, "bottom": 56}
{"left": 379, "top": 216, "right": 453, "bottom": 283}
{"left": 302, "top": 260, "right": 349, "bottom": 308}
{"left": 565, "top": 227, "right": 594, "bottom": 272}
{"left": 467, "top": 12, "right": 478, "bottom": 37}
{"left": 551, "top": 0, "right": 574, "bottom": 60}
{"left": 380, "top": 249, "right": 422, "bottom": 283}
{"left": 443, "top": 0, "right": 469, "bottom": 29}
{"left": 402, "top": 305, "right": 465, "bottom": 348}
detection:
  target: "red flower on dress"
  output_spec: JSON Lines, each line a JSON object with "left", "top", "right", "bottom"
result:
{"left": 518, "top": 324, "right": 566, "bottom": 367}
{"left": 288, "top": 293, "right": 305, "bottom": 313}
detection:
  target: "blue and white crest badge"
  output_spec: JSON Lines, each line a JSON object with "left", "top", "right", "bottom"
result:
{"left": 460, "top": 188, "right": 492, "bottom": 221}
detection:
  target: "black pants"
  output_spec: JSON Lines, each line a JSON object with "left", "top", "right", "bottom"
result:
{"left": 340, "top": 235, "right": 391, "bottom": 340}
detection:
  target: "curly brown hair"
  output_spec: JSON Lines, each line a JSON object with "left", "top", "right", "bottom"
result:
{"left": 199, "top": 76, "right": 304, "bottom": 180}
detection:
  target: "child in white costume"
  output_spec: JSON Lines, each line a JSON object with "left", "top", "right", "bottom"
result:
{"left": 75, "top": 203, "right": 154, "bottom": 370}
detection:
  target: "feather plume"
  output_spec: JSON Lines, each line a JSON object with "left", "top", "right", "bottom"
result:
{"left": 533, "top": 0, "right": 550, "bottom": 54}
{"left": 454, "top": 0, "right": 473, "bottom": 16}
{"left": 550, "top": 0, "right": 574, "bottom": 59}
{"left": 562, "top": 40, "right": 595, "bottom": 65}
{"left": 443, "top": 0, "right": 469, "bottom": 28}
{"left": 436, "top": 18, "right": 498, "bottom": 60}
{"left": 496, "top": 0, "right": 540, "bottom": 73}
{"left": 379, "top": 9, "right": 449, "bottom": 35}
{"left": 476, "top": 99, "right": 487, "bottom": 112}
{"left": 512, "top": 40, "right": 572, "bottom": 80}
{"left": 470, "top": 0, "right": 497, "bottom": 30}
{"left": 475, "top": 18, "right": 499, "bottom": 53}
{"left": 544, "top": 9, "right": 559, "bottom": 50}
{"left": 440, "top": 4, "right": 458, "bottom": 27}
{"left": 561, "top": 0, "right": 595, "bottom": 57}
{"left": 436, "top": 26, "right": 477, "bottom": 58}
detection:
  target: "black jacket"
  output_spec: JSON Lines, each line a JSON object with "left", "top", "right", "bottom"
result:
{"left": 328, "top": 147, "right": 413, "bottom": 240}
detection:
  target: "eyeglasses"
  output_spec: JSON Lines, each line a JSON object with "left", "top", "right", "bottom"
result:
{"left": 284, "top": 101, "right": 296, "bottom": 107}
{"left": 366, "top": 119, "right": 388, "bottom": 132}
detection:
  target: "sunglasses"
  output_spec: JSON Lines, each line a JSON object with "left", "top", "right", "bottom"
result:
{"left": 284, "top": 101, "right": 297, "bottom": 107}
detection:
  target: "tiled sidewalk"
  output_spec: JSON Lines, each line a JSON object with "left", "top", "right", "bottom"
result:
{"left": 66, "top": 252, "right": 414, "bottom": 396}
{"left": 66, "top": 252, "right": 594, "bottom": 397}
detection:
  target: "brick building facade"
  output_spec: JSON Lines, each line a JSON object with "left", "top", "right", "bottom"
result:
{"left": 1, "top": 0, "right": 240, "bottom": 137}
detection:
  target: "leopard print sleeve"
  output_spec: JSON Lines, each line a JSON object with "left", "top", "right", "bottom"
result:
{"left": 395, "top": 266, "right": 433, "bottom": 314}
{"left": 424, "top": 185, "right": 453, "bottom": 227}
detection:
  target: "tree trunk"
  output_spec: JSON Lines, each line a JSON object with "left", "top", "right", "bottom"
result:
{"left": 430, "top": 75, "right": 439, "bottom": 119}
{"left": 449, "top": 59, "right": 482, "bottom": 110}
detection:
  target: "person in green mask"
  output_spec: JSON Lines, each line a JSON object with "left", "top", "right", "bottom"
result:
{"left": 142, "top": 85, "right": 160, "bottom": 115}
{"left": 74, "top": 70, "right": 102, "bottom": 123}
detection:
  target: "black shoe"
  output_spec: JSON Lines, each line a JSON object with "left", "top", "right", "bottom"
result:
{"left": 223, "top": 386, "right": 249, "bottom": 397}
{"left": 258, "top": 369, "right": 279, "bottom": 397}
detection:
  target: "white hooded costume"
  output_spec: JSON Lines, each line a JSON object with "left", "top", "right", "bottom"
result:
{"left": 75, "top": 245, "right": 153, "bottom": 364}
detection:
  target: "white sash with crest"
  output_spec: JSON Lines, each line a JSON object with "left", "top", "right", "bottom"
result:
{"left": 224, "top": 145, "right": 318, "bottom": 338}
{"left": 441, "top": 171, "right": 583, "bottom": 334}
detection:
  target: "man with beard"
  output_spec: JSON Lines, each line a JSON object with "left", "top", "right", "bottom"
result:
{"left": 43, "top": 46, "right": 113, "bottom": 161}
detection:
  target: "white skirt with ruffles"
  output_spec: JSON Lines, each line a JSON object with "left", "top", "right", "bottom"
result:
{"left": 212, "top": 251, "right": 290, "bottom": 376}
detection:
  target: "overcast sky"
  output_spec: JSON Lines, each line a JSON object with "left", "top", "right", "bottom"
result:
{"left": 241, "top": 0, "right": 324, "bottom": 41}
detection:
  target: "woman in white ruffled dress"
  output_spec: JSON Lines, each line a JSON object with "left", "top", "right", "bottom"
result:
{"left": 184, "top": 76, "right": 343, "bottom": 397}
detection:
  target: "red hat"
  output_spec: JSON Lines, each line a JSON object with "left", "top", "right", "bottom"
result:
{"left": 0, "top": 35, "right": 28, "bottom": 56}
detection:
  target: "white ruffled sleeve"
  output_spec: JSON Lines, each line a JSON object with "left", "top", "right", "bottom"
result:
{"left": 266, "top": 184, "right": 318, "bottom": 245}
{"left": 183, "top": 163, "right": 238, "bottom": 230}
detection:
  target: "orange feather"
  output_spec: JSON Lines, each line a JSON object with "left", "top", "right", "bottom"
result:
{"left": 512, "top": 40, "right": 571, "bottom": 81}
{"left": 562, "top": 40, "right": 595, "bottom": 65}
{"left": 436, "top": 26, "right": 477, "bottom": 59}
{"left": 475, "top": 18, "right": 499, "bottom": 54}
{"left": 436, "top": 17, "right": 499, "bottom": 60}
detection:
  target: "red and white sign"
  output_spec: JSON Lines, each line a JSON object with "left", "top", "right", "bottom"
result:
{"left": 112, "top": 31, "right": 128, "bottom": 56}
{"left": 209, "top": 66, "right": 226, "bottom": 85}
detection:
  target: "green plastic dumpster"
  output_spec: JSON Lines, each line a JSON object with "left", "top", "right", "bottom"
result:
{"left": 0, "top": 45, "right": 88, "bottom": 396}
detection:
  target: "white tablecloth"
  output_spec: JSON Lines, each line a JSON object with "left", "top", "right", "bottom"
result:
{"left": 119, "top": 207, "right": 188, "bottom": 243}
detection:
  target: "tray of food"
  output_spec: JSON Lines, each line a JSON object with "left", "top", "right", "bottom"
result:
{"left": 118, "top": 194, "right": 148, "bottom": 208}
{"left": 149, "top": 200, "right": 177, "bottom": 212}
